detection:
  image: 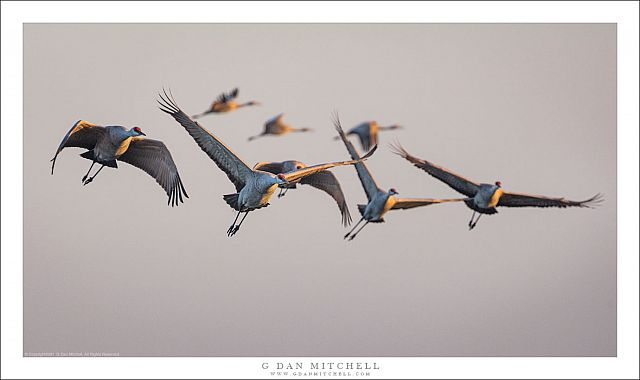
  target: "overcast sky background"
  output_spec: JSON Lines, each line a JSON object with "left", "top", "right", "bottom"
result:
{"left": 23, "top": 24, "right": 616, "bottom": 356}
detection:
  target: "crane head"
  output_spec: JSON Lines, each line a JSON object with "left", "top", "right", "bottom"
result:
{"left": 276, "top": 173, "right": 289, "bottom": 185}
{"left": 389, "top": 188, "right": 399, "bottom": 195}
{"left": 131, "top": 126, "right": 146, "bottom": 136}
{"left": 495, "top": 181, "right": 502, "bottom": 187}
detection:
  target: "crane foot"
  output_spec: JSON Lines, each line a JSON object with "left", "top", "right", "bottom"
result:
{"left": 82, "top": 177, "right": 93, "bottom": 186}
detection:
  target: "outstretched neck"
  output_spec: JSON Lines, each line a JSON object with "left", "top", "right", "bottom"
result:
{"left": 239, "top": 101, "right": 258, "bottom": 108}
{"left": 293, "top": 127, "right": 312, "bottom": 133}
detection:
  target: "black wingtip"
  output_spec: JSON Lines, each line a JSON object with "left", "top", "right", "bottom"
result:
{"left": 361, "top": 144, "right": 377, "bottom": 159}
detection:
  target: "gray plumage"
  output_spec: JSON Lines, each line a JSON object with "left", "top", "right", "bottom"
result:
{"left": 51, "top": 120, "right": 188, "bottom": 206}
{"left": 157, "top": 89, "right": 373, "bottom": 236}
{"left": 253, "top": 160, "right": 352, "bottom": 226}
{"left": 390, "top": 143, "right": 603, "bottom": 229}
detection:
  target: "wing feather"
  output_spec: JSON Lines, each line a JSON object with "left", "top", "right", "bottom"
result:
{"left": 389, "top": 143, "right": 480, "bottom": 197}
{"left": 334, "top": 115, "right": 381, "bottom": 201}
{"left": 497, "top": 192, "right": 603, "bottom": 208}
{"left": 158, "top": 89, "right": 252, "bottom": 192}
{"left": 300, "top": 171, "right": 352, "bottom": 226}
{"left": 51, "top": 120, "right": 105, "bottom": 174}
{"left": 392, "top": 197, "right": 468, "bottom": 210}
{"left": 118, "top": 138, "right": 189, "bottom": 206}
{"left": 253, "top": 161, "right": 285, "bottom": 173}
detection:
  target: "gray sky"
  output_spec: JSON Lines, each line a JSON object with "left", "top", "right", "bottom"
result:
{"left": 23, "top": 24, "right": 616, "bottom": 356}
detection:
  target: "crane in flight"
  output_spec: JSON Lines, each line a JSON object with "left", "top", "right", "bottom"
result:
{"left": 248, "top": 113, "right": 312, "bottom": 141}
{"left": 192, "top": 87, "right": 260, "bottom": 118}
{"left": 334, "top": 121, "right": 402, "bottom": 151}
{"left": 334, "top": 115, "right": 467, "bottom": 240}
{"left": 51, "top": 120, "right": 188, "bottom": 206}
{"left": 390, "top": 143, "right": 603, "bottom": 230}
{"left": 253, "top": 160, "right": 352, "bottom": 226}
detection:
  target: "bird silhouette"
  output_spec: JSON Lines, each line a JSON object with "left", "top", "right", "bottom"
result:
{"left": 192, "top": 87, "right": 260, "bottom": 118}
{"left": 51, "top": 120, "right": 188, "bottom": 206}
{"left": 334, "top": 121, "right": 401, "bottom": 151}
{"left": 390, "top": 143, "right": 603, "bottom": 230}
{"left": 248, "top": 114, "right": 312, "bottom": 141}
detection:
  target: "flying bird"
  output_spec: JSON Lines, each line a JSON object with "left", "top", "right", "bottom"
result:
{"left": 157, "top": 90, "right": 374, "bottom": 236}
{"left": 334, "top": 116, "right": 467, "bottom": 240}
{"left": 390, "top": 143, "right": 603, "bottom": 230}
{"left": 253, "top": 160, "right": 352, "bottom": 226}
{"left": 192, "top": 87, "right": 260, "bottom": 118}
{"left": 51, "top": 120, "right": 188, "bottom": 206}
{"left": 334, "top": 121, "right": 402, "bottom": 151}
{"left": 248, "top": 114, "right": 312, "bottom": 141}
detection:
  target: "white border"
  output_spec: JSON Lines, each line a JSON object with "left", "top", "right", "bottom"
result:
{"left": 2, "top": 1, "right": 638, "bottom": 379}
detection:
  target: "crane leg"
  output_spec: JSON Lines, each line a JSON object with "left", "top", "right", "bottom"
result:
{"left": 227, "top": 211, "right": 242, "bottom": 235}
{"left": 468, "top": 211, "right": 476, "bottom": 228}
{"left": 83, "top": 165, "right": 105, "bottom": 186}
{"left": 278, "top": 188, "right": 289, "bottom": 198}
{"left": 81, "top": 161, "right": 96, "bottom": 183}
{"left": 469, "top": 213, "right": 482, "bottom": 230}
{"left": 348, "top": 221, "right": 370, "bottom": 241}
{"left": 344, "top": 217, "right": 364, "bottom": 239}
{"left": 229, "top": 212, "right": 249, "bottom": 237}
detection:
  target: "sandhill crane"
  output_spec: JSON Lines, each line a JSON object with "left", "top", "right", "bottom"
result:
{"left": 248, "top": 114, "right": 312, "bottom": 141}
{"left": 334, "top": 121, "right": 402, "bottom": 151}
{"left": 157, "top": 90, "right": 374, "bottom": 236}
{"left": 253, "top": 160, "right": 352, "bottom": 226}
{"left": 51, "top": 120, "right": 188, "bottom": 206}
{"left": 334, "top": 116, "right": 467, "bottom": 240}
{"left": 192, "top": 87, "right": 260, "bottom": 118}
{"left": 390, "top": 143, "right": 603, "bottom": 230}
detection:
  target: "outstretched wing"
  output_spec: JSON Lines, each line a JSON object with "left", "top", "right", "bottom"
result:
{"left": 352, "top": 122, "right": 374, "bottom": 151}
{"left": 158, "top": 89, "right": 252, "bottom": 192}
{"left": 390, "top": 143, "right": 480, "bottom": 197}
{"left": 51, "top": 120, "right": 105, "bottom": 174}
{"left": 335, "top": 116, "right": 381, "bottom": 201}
{"left": 253, "top": 161, "right": 285, "bottom": 173}
{"left": 118, "top": 138, "right": 189, "bottom": 206}
{"left": 392, "top": 197, "right": 468, "bottom": 210}
{"left": 300, "top": 170, "right": 352, "bottom": 226}
{"left": 216, "top": 87, "right": 239, "bottom": 104}
{"left": 497, "top": 192, "right": 603, "bottom": 208}
{"left": 282, "top": 145, "right": 376, "bottom": 183}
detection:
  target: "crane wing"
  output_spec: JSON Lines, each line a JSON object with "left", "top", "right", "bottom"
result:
{"left": 300, "top": 170, "right": 352, "bottom": 226}
{"left": 334, "top": 116, "right": 381, "bottom": 201}
{"left": 158, "top": 89, "right": 252, "bottom": 192}
{"left": 391, "top": 197, "right": 469, "bottom": 210}
{"left": 118, "top": 138, "right": 189, "bottom": 206}
{"left": 389, "top": 143, "right": 480, "bottom": 197}
{"left": 497, "top": 192, "right": 603, "bottom": 208}
{"left": 253, "top": 161, "right": 285, "bottom": 173}
{"left": 216, "top": 87, "right": 239, "bottom": 104}
{"left": 50, "top": 120, "right": 105, "bottom": 174}
{"left": 282, "top": 145, "right": 376, "bottom": 183}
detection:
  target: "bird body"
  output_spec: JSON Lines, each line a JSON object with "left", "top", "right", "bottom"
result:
{"left": 158, "top": 90, "right": 372, "bottom": 236}
{"left": 390, "top": 143, "right": 602, "bottom": 229}
{"left": 51, "top": 120, "right": 188, "bottom": 206}
{"left": 337, "top": 121, "right": 402, "bottom": 151}
{"left": 253, "top": 159, "right": 352, "bottom": 226}
{"left": 334, "top": 116, "right": 467, "bottom": 240}
{"left": 192, "top": 87, "right": 260, "bottom": 118}
{"left": 248, "top": 114, "right": 312, "bottom": 141}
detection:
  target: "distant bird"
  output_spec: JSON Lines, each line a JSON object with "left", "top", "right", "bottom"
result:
{"left": 253, "top": 160, "right": 352, "bottom": 226}
{"left": 334, "top": 116, "right": 467, "bottom": 240}
{"left": 158, "top": 90, "right": 374, "bottom": 236}
{"left": 248, "top": 113, "right": 312, "bottom": 141}
{"left": 390, "top": 143, "right": 603, "bottom": 230}
{"left": 334, "top": 121, "right": 402, "bottom": 151}
{"left": 192, "top": 87, "right": 260, "bottom": 118}
{"left": 51, "top": 120, "right": 188, "bottom": 206}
